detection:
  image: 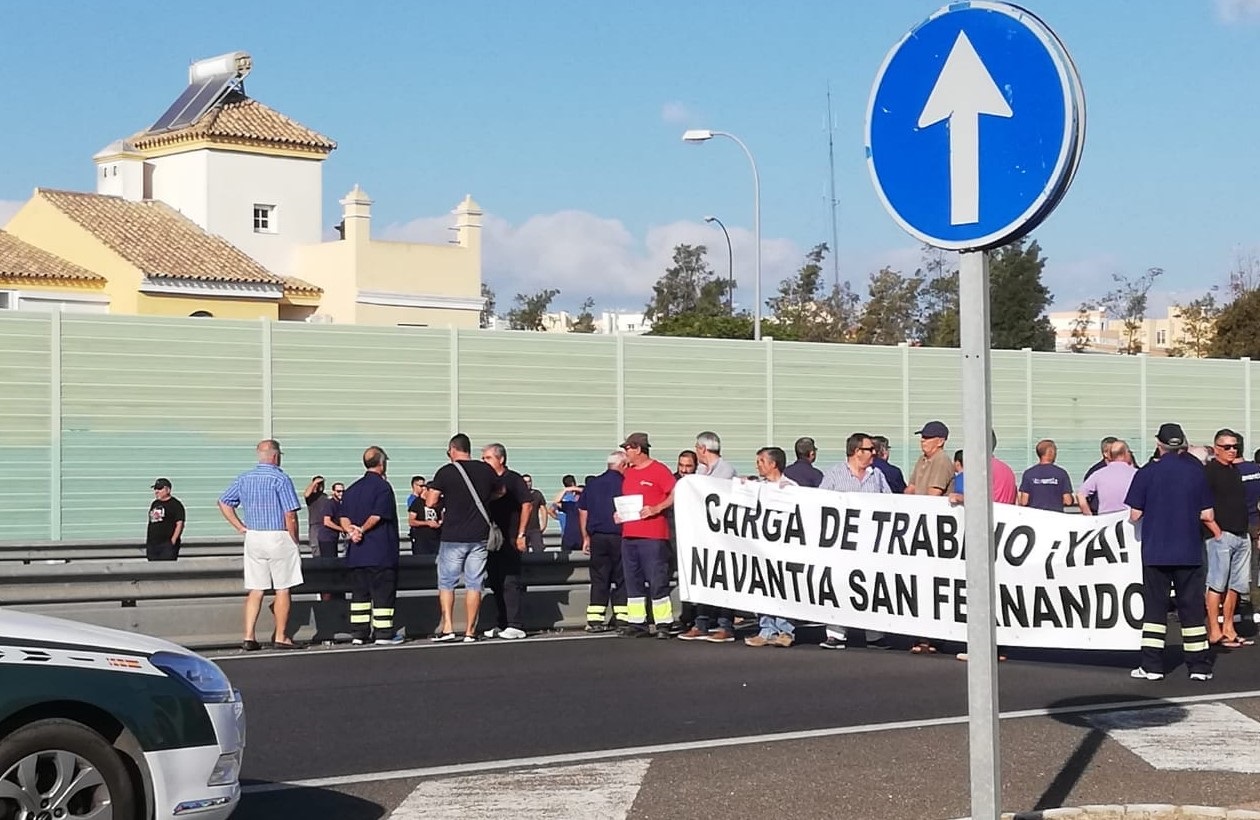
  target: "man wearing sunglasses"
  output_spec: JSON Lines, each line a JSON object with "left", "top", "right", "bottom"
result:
{"left": 1204, "top": 428, "right": 1253, "bottom": 648}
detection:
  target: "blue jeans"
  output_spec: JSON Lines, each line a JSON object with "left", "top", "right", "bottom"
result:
{"left": 694, "top": 605, "right": 733, "bottom": 632}
{"left": 1206, "top": 533, "right": 1250, "bottom": 594}
{"left": 758, "top": 615, "right": 795, "bottom": 639}
{"left": 437, "top": 541, "right": 488, "bottom": 591}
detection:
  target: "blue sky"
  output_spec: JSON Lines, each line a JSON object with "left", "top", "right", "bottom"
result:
{"left": 4, "top": 1, "right": 1260, "bottom": 313}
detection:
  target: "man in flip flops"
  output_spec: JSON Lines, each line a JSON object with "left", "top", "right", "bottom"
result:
{"left": 1203, "top": 428, "right": 1254, "bottom": 649}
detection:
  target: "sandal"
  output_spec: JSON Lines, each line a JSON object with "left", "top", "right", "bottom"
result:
{"left": 910, "top": 641, "right": 937, "bottom": 654}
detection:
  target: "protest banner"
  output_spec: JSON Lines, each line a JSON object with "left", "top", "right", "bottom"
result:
{"left": 674, "top": 475, "right": 1144, "bottom": 650}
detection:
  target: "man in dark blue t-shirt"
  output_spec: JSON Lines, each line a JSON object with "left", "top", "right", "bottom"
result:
{"left": 1125, "top": 423, "right": 1215, "bottom": 681}
{"left": 339, "top": 446, "right": 401, "bottom": 645}
{"left": 578, "top": 452, "right": 627, "bottom": 631}
{"left": 1018, "top": 440, "right": 1074, "bottom": 512}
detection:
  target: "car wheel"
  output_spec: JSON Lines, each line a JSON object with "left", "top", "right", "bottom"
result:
{"left": 0, "top": 718, "right": 137, "bottom": 820}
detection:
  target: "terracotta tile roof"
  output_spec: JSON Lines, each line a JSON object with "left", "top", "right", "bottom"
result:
{"left": 37, "top": 188, "right": 291, "bottom": 287}
{"left": 0, "top": 230, "right": 105, "bottom": 283}
{"left": 130, "top": 92, "right": 336, "bottom": 153}
{"left": 282, "top": 276, "right": 321, "bottom": 297}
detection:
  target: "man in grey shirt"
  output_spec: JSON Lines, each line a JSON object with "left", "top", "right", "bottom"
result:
{"left": 695, "top": 431, "right": 738, "bottom": 479}
{"left": 819, "top": 432, "right": 891, "bottom": 650}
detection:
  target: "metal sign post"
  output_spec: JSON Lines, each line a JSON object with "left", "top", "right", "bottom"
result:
{"left": 959, "top": 249, "right": 1000, "bottom": 817}
{"left": 865, "top": 4, "right": 1084, "bottom": 817}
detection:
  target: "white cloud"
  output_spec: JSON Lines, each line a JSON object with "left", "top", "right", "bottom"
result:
{"left": 660, "top": 101, "right": 695, "bottom": 125}
{"left": 1216, "top": 0, "right": 1260, "bottom": 22}
{"left": 381, "top": 209, "right": 810, "bottom": 312}
{"left": 0, "top": 199, "right": 23, "bottom": 228}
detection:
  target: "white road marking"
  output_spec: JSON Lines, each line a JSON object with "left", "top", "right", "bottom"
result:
{"left": 1087, "top": 702, "right": 1260, "bottom": 773}
{"left": 241, "top": 688, "right": 1260, "bottom": 795}
{"left": 386, "top": 760, "right": 651, "bottom": 819}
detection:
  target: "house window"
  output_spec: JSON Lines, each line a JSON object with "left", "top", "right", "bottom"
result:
{"left": 253, "top": 205, "right": 276, "bottom": 233}
{"left": 0, "top": 291, "right": 11, "bottom": 310}
{"left": 1156, "top": 329, "right": 1167, "bottom": 347}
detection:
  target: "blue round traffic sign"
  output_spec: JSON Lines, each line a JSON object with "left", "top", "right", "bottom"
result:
{"left": 866, "top": 2, "right": 1084, "bottom": 251}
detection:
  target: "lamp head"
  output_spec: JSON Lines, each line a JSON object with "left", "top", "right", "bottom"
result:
{"left": 704, "top": 215, "right": 717, "bottom": 223}
{"left": 682, "top": 129, "right": 714, "bottom": 143}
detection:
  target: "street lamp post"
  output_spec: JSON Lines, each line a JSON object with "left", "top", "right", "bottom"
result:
{"left": 683, "top": 129, "right": 761, "bottom": 341}
{"left": 704, "top": 215, "right": 734, "bottom": 315}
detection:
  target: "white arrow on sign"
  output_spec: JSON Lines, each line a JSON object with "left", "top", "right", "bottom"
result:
{"left": 918, "top": 30, "right": 1013, "bottom": 226}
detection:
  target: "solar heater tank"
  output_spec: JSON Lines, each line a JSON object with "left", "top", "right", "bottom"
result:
{"left": 189, "top": 51, "right": 251, "bottom": 83}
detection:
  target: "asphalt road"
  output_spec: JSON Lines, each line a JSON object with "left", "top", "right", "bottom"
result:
{"left": 215, "top": 626, "right": 1260, "bottom": 787}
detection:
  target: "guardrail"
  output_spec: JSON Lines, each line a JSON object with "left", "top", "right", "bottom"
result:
{"left": 0, "top": 533, "right": 568, "bottom": 563}
{"left": 2, "top": 551, "right": 596, "bottom": 649}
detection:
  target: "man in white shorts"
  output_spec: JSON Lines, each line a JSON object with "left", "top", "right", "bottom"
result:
{"left": 218, "top": 439, "right": 304, "bottom": 651}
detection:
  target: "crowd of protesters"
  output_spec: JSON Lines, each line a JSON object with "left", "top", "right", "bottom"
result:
{"left": 165, "top": 417, "right": 1259, "bottom": 681}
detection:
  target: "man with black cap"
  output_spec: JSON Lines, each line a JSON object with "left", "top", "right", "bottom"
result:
{"left": 1124, "top": 422, "right": 1216, "bottom": 681}
{"left": 145, "top": 478, "right": 185, "bottom": 561}
{"left": 616, "top": 432, "right": 678, "bottom": 638}
{"left": 905, "top": 421, "right": 954, "bottom": 497}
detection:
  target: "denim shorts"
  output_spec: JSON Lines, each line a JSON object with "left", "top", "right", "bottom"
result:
{"left": 438, "top": 540, "right": 488, "bottom": 592}
{"left": 1206, "top": 532, "right": 1251, "bottom": 594}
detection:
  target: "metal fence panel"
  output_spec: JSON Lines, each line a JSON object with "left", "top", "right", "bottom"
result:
{"left": 0, "top": 314, "right": 52, "bottom": 539}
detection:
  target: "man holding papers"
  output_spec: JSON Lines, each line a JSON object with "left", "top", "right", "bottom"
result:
{"left": 615, "top": 432, "right": 678, "bottom": 638}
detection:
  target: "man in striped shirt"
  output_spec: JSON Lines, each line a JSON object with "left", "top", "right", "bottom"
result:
{"left": 819, "top": 433, "right": 892, "bottom": 650}
{"left": 218, "top": 439, "right": 304, "bottom": 651}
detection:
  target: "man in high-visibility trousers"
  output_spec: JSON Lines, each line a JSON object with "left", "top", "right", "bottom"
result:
{"left": 579, "top": 450, "right": 628, "bottom": 631}
{"left": 339, "top": 446, "right": 403, "bottom": 646}
{"left": 615, "top": 433, "right": 677, "bottom": 639}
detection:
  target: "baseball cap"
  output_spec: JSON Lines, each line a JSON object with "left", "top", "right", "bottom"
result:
{"left": 915, "top": 421, "right": 950, "bottom": 439}
{"left": 620, "top": 432, "right": 651, "bottom": 451}
{"left": 1156, "top": 423, "right": 1187, "bottom": 449}
{"left": 151, "top": 478, "right": 172, "bottom": 490}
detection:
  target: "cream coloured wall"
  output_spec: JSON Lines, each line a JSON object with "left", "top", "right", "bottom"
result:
{"left": 135, "top": 292, "right": 278, "bottom": 320}
{"left": 357, "top": 240, "right": 480, "bottom": 299}
{"left": 4, "top": 196, "right": 143, "bottom": 314}
{"left": 201, "top": 149, "right": 323, "bottom": 277}
{"left": 291, "top": 240, "right": 356, "bottom": 323}
{"left": 146, "top": 151, "right": 210, "bottom": 227}
{"left": 354, "top": 302, "right": 478, "bottom": 328}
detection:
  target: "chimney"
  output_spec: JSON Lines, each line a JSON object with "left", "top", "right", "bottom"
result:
{"left": 339, "top": 184, "right": 372, "bottom": 243}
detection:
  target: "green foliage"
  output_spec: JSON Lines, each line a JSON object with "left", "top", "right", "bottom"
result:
{"left": 1167, "top": 291, "right": 1219, "bottom": 358}
{"left": 507, "top": 288, "right": 560, "bottom": 331}
{"left": 766, "top": 243, "right": 860, "bottom": 343}
{"left": 857, "top": 267, "right": 923, "bottom": 345}
{"left": 987, "top": 239, "right": 1055, "bottom": 351}
{"left": 569, "top": 297, "right": 598, "bottom": 333}
{"left": 1208, "top": 289, "right": 1260, "bottom": 358}
{"left": 918, "top": 247, "right": 960, "bottom": 348}
{"left": 648, "top": 313, "right": 756, "bottom": 340}
{"left": 1068, "top": 302, "right": 1094, "bottom": 353}
{"left": 479, "top": 282, "right": 496, "bottom": 329}
{"left": 644, "top": 244, "right": 730, "bottom": 322}
{"left": 1100, "top": 268, "right": 1162, "bottom": 355}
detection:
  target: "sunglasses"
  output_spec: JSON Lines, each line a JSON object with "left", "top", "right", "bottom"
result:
{"left": 1217, "top": 443, "right": 1240, "bottom": 450}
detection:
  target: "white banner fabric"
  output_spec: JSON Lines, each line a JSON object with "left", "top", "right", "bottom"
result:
{"left": 674, "top": 475, "right": 1145, "bottom": 650}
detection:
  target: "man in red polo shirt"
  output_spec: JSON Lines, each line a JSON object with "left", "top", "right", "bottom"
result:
{"left": 616, "top": 432, "right": 677, "bottom": 638}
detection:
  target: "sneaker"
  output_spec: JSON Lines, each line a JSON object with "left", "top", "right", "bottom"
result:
{"left": 461, "top": 634, "right": 478, "bottom": 643}
{"left": 482, "top": 628, "right": 502, "bottom": 639}
{"left": 866, "top": 637, "right": 894, "bottom": 651}
{"left": 1189, "top": 671, "right": 1214, "bottom": 681}
{"left": 432, "top": 632, "right": 459, "bottom": 643}
{"left": 374, "top": 635, "right": 405, "bottom": 646}
{"left": 744, "top": 635, "right": 772, "bottom": 647}
{"left": 500, "top": 627, "right": 527, "bottom": 640}
{"left": 677, "top": 627, "right": 709, "bottom": 641}
{"left": 1130, "top": 667, "right": 1165, "bottom": 680}
{"left": 584, "top": 623, "right": 610, "bottom": 634}
{"left": 618, "top": 625, "right": 650, "bottom": 638}
{"left": 819, "top": 637, "right": 846, "bottom": 650}
{"left": 704, "top": 628, "right": 735, "bottom": 643}
{"left": 655, "top": 627, "right": 673, "bottom": 640}
{"left": 772, "top": 633, "right": 795, "bottom": 648}
{"left": 351, "top": 638, "right": 366, "bottom": 646}
{"left": 666, "top": 621, "right": 687, "bottom": 636}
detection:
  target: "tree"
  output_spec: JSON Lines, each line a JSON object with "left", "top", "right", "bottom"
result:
{"left": 1167, "top": 290, "right": 1219, "bottom": 358}
{"left": 856, "top": 267, "right": 923, "bottom": 345}
{"left": 918, "top": 247, "right": 959, "bottom": 348}
{"left": 479, "top": 282, "right": 497, "bottom": 329}
{"left": 766, "top": 243, "right": 860, "bottom": 343}
{"left": 1068, "top": 302, "right": 1094, "bottom": 353}
{"left": 648, "top": 313, "right": 755, "bottom": 340}
{"left": 1229, "top": 249, "right": 1260, "bottom": 301}
{"left": 569, "top": 297, "right": 598, "bottom": 333}
{"left": 988, "top": 238, "right": 1055, "bottom": 351}
{"left": 507, "top": 288, "right": 560, "bottom": 331}
{"left": 1210, "top": 288, "right": 1260, "bottom": 359}
{"left": 1100, "top": 268, "right": 1162, "bottom": 355}
{"left": 644, "top": 244, "right": 730, "bottom": 322}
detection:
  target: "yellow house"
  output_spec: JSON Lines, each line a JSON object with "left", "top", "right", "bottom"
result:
{"left": 5, "top": 189, "right": 320, "bottom": 320}
{"left": 0, "top": 230, "right": 109, "bottom": 312}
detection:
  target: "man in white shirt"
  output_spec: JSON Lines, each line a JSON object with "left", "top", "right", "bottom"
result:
{"left": 695, "top": 431, "right": 738, "bottom": 479}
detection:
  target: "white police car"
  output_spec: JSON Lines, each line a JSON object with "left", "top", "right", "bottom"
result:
{"left": 0, "top": 609, "right": 245, "bottom": 819}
